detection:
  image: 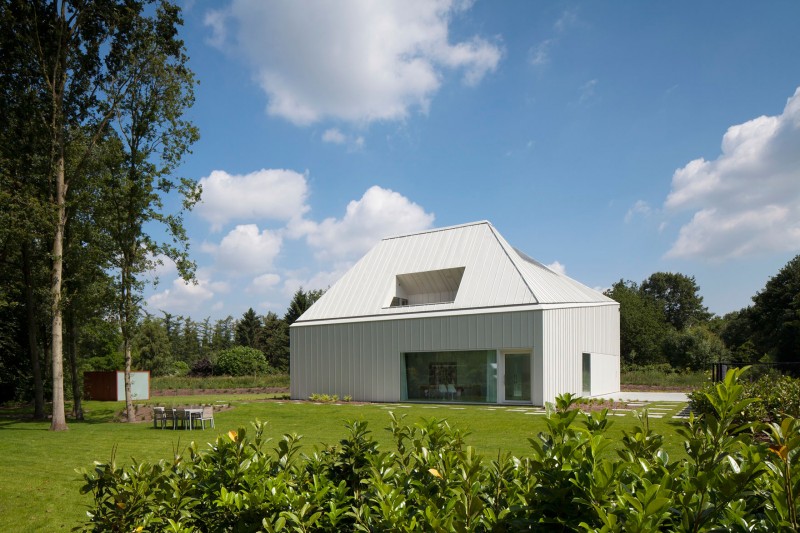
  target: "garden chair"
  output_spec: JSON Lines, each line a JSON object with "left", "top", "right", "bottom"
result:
{"left": 152, "top": 406, "right": 168, "bottom": 429}
{"left": 173, "top": 408, "right": 187, "bottom": 430}
{"left": 194, "top": 406, "right": 215, "bottom": 430}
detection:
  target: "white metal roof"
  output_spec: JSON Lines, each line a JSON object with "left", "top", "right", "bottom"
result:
{"left": 295, "top": 221, "right": 615, "bottom": 324}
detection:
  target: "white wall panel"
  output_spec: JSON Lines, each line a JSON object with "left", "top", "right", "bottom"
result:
{"left": 292, "top": 303, "right": 618, "bottom": 404}
{"left": 539, "top": 305, "right": 620, "bottom": 402}
{"left": 292, "top": 310, "right": 540, "bottom": 402}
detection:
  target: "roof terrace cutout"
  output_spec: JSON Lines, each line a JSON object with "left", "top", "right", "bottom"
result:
{"left": 390, "top": 266, "right": 466, "bottom": 307}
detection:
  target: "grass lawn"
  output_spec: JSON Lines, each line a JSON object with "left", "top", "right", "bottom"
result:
{"left": 0, "top": 395, "right": 689, "bottom": 531}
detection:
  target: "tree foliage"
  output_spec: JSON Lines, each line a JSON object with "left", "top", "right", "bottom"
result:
{"left": 749, "top": 255, "right": 800, "bottom": 363}
{"left": 284, "top": 287, "right": 325, "bottom": 325}
{"left": 605, "top": 280, "right": 670, "bottom": 366}
{"left": 640, "top": 272, "right": 711, "bottom": 330}
{"left": 0, "top": 0, "right": 198, "bottom": 429}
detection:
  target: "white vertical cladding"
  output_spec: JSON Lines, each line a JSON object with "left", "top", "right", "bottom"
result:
{"left": 290, "top": 310, "right": 539, "bottom": 402}
{"left": 540, "top": 304, "right": 620, "bottom": 403}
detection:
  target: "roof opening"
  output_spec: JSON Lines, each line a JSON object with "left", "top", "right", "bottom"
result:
{"left": 389, "top": 266, "right": 465, "bottom": 307}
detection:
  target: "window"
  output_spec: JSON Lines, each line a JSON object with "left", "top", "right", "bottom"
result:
{"left": 403, "top": 350, "right": 497, "bottom": 403}
{"left": 389, "top": 266, "right": 465, "bottom": 307}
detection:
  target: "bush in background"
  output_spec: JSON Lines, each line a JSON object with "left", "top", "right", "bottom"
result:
{"left": 690, "top": 370, "right": 800, "bottom": 425}
{"left": 189, "top": 357, "right": 214, "bottom": 377}
{"left": 213, "top": 346, "right": 268, "bottom": 377}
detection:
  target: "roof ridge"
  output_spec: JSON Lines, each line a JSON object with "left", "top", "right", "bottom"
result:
{"left": 381, "top": 220, "right": 491, "bottom": 241}
{"left": 485, "top": 225, "right": 540, "bottom": 304}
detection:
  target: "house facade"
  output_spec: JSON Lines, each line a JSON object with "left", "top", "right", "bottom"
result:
{"left": 290, "top": 221, "right": 620, "bottom": 405}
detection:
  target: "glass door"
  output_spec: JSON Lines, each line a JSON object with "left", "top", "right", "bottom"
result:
{"left": 502, "top": 352, "right": 531, "bottom": 402}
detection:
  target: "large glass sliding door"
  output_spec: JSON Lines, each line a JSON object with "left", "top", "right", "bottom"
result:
{"left": 403, "top": 350, "right": 497, "bottom": 403}
{"left": 502, "top": 352, "right": 531, "bottom": 402}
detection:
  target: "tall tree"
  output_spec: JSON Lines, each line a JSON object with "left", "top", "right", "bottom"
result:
{"left": 605, "top": 280, "right": 671, "bottom": 366}
{"left": 749, "top": 255, "right": 800, "bottom": 363}
{"left": 212, "top": 316, "right": 234, "bottom": 352}
{"left": 640, "top": 272, "right": 711, "bottom": 331}
{"left": 96, "top": 1, "right": 199, "bottom": 422}
{"left": 7, "top": 0, "right": 186, "bottom": 430}
{"left": 235, "top": 308, "right": 262, "bottom": 349}
{"left": 258, "top": 312, "right": 289, "bottom": 370}
{"left": 284, "top": 288, "right": 325, "bottom": 326}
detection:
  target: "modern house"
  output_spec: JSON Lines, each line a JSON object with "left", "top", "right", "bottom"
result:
{"left": 290, "top": 221, "right": 620, "bottom": 405}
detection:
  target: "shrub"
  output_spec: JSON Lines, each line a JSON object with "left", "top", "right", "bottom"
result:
{"left": 189, "top": 357, "right": 214, "bottom": 377}
{"left": 213, "top": 346, "right": 268, "bottom": 377}
{"left": 690, "top": 370, "right": 800, "bottom": 425}
{"left": 78, "top": 369, "right": 800, "bottom": 532}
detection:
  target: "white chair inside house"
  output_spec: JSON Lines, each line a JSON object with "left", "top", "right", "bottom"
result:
{"left": 447, "top": 384, "right": 457, "bottom": 400}
{"left": 438, "top": 383, "right": 448, "bottom": 399}
{"left": 152, "top": 406, "right": 167, "bottom": 429}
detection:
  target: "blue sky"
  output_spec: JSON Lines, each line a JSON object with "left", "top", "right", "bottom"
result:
{"left": 144, "top": 0, "right": 800, "bottom": 321}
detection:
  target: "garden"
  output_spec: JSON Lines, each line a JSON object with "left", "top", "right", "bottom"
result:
{"left": 1, "top": 369, "right": 798, "bottom": 531}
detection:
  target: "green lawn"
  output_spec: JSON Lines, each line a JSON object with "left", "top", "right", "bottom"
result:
{"left": 0, "top": 396, "right": 689, "bottom": 531}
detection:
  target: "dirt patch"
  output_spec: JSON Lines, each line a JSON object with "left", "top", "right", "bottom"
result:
{"left": 152, "top": 387, "right": 289, "bottom": 397}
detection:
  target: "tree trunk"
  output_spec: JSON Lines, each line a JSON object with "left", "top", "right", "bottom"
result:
{"left": 50, "top": 152, "right": 68, "bottom": 431}
{"left": 22, "top": 242, "right": 45, "bottom": 419}
{"left": 67, "top": 310, "right": 83, "bottom": 420}
{"left": 123, "top": 276, "right": 135, "bottom": 423}
{"left": 124, "top": 336, "right": 134, "bottom": 422}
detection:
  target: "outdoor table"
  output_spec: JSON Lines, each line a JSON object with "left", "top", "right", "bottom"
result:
{"left": 184, "top": 408, "right": 203, "bottom": 430}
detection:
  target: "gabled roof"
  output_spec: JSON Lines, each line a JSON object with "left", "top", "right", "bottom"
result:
{"left": 295, "top": 221, "right": 614, "bottom": 324}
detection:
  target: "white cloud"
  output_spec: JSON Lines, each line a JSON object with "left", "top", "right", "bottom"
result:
{"left": 206, "top": 0, "right": 502, "bottom": 125}
{"left": 203, "top": 9, "right": 228, "bottom": 48}
{"left": 322, "top": 128, "right": 347, "bottom": 144}
{"left": 282, "top": 266, "right": 348, "bottom": 298}
{"left": 196, "top": 168, "right": 309, "bottom": 231}
{"left": 529, "top": 9, "right": 578, "bottom": 68}
{"left": 213, "top": 224, "right": 283, "bottom": 274}
{"left": 322, "top": 128, "right": 365, "bottom": 150}
{"left": 300, "top": 185, "right": 435, "bottom": 261}
{"left": 665, "top": 86, "right": 800, "bottom": 260}
{"left": 545, "top": 261, "right": 566, "bottom": 276}
{"left": 625, "top": 200, "right": 652, "bottom": 223}
{"left": 146, "top": 270, "right": 230, "bottom": 315}
{"left": 249, "top": 273, "right": 281, "bottom": 293}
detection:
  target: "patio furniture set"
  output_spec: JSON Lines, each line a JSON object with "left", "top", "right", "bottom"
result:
{"left": 152, "top": 406, "right": 215, "bottom": 430}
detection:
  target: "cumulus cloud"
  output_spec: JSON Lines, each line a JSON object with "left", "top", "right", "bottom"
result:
{"left": 205, "top": 0, "right": 502, "bottom": 125}
{"left": 300, "top": 185, "right": 435, "bottom": 261}
{"left": 664, "top": 86, "right": 800, "bottom": 260}
{"left": 545, "top": 261, "right": 567, "bottom": 276}
{"left": 147, "top": 270, "right": 230, "bottom": 315}
{"left": 196, "top": 168, "right": 309, "bottom": 231}
{"left": 211, "top": 225, "right": 283, "bottom": 274}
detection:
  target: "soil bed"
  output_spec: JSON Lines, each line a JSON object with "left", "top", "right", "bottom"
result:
{"left": 152, "top": 386, "right": 289, "bottom": 397}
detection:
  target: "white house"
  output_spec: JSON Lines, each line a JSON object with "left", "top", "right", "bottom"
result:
{"left": 290, "top": 221, "right": 620, "bottom": 405}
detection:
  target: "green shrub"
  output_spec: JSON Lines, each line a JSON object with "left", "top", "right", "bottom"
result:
{"left": 213, "top": 346, "right": 268, "bottom": 377}
{"left": 690, "top": 370, "right": 800, "bottom": 425}
{"left": 78, "top": 369, "right": 800, "bottom": 532}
